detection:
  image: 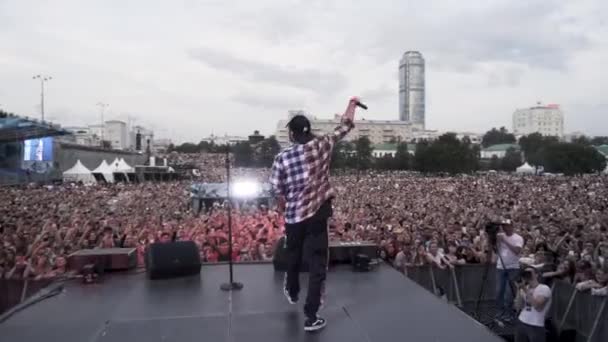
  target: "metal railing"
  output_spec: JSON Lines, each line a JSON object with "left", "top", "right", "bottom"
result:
{"left": 404, "top": 264, "right": 607, "bottom": 342}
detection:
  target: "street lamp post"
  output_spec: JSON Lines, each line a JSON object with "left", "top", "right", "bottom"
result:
{"left": 32, "top": 75, "right": 52, "bottom": 121}
{"left": 96, "top": 102, "right": 109, "bottom": 146}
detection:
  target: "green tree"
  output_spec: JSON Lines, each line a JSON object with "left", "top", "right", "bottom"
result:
{"left": 331, "top": 141, "right": 354, "bottom": 169}
{"left": 197, "top": 140, "right": 215, "bottom": 152}
{"left": 482, "top": 127, "right": 516, "bottom": 148}
{"left": 519, "top": 133, "right": 558, "bottom": 166}
{"left": 501, "top": 147, "right": 522, "bottom": 171}
{"left": 233, "top": 141, "right": 254, "bottom": 167}
{"left": 489, "top": 155, "right": 500, "bottom": 171}
{"left": 414, "top": 134, "right": 479, "bottom": 174}
{"left": 542, "top": 142, "right": 606, "bottom": 175}
{"left": 174, "top": 142, "right": 199, "bottom": 153}
{"left": 462, "top": 136, "right": 480, "bottom": 172}
{"left": 375, "top": 154, "right": 395, "bottom": 170}
{"left": 591, "top": 136, "right": 608, "bottom": 145}
{"left": 394, "top": 142, "right": 410, "bottom": 170}
{"left": 414, "top": 140, "right": 431, "bottom": 172}
{"left": 572, "top": 135, "right": 591, "bottom": 146}
{"left": 354, "top": 136, "right": 373, "bottom": 170}
{"left": 214, "top": 144, "right": 230, "bottom": 153}
{"left": 256, "top": 136, "right": 281, "bottom": 167}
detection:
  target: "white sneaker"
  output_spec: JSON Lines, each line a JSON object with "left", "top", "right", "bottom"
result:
{"left": 304, "top": 317, "right": 327, "bottom": 332}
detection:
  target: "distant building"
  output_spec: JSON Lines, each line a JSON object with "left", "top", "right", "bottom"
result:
{"left": 200, "top": 133, "right": 248, "bottom": 145}
{"left": 399, "top": 51, "right": 425, "bottom": 128}
{"left": 152, "top": 138, "right": 173, "bottom": 153}
{"left": 594, "top": 145, "right": 608, "bottom": 158}
{"left": 105, "top": 120, "right": 128, "bottom": 150}
{"left": 130, "top": 125, "right": 154, "bottom": 151}
{"left": 453, "top": 132, "right": 483, "bottom": 145}
{"left": 248, "top": 130, "right": 265, "bottom": 144}
{"left": 563, "top": 131, "right": 586, "bottom": 143}
{"left": 61, "top": 126, "right": 100, "bottom": 147}
{"left": 275, "top": 112, "right": 429, "bottom": 147}
{"left": 480, "top": 143, "right": 520, "bottom": 159}
{"left": 371, "top": 143, "right": 416, "bottom": 158}
{"left": 86, "top": 124, "right": 104, "bottom": 145}
{"left": 513, "top": 103, "right": 564, "bottom": 137}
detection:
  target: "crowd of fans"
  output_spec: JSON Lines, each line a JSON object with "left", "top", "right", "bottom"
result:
{"left": 0, "top": 155, "right": 606, "bottom": 297}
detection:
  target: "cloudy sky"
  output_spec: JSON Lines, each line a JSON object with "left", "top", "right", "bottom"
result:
{"left": 1, "top": 0, "right": 607, "bottom": 143}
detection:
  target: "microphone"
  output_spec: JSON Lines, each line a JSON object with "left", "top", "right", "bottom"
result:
{"left": 350, "top": 96, "right": 368, "bottom": 110}
{"left": 356, "top": 101, "right": 368, "bottom": 110}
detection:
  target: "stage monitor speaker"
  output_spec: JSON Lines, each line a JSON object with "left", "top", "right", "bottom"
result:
{"left": 146, "top": 241, "right": 201, "bottom": 280}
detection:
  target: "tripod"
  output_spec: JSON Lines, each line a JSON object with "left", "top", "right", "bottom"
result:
{"left": 474, "top": 239, "right": 518, "bottom": 326}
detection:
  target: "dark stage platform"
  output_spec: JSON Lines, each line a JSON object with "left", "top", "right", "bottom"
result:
{"left": 0, "top": 264, "right": 502, "bottom": 342}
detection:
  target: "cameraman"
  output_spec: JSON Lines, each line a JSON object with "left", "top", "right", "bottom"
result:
{"left": 495, "top": 219, "right": 524, "bottom": 321}
{"left": 515, "top": 267, "right": 551, "bottom": 342}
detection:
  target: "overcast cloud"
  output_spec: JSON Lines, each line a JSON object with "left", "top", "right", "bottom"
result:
{"left": 0, "top": 0, "right": 607, "bottom": 142}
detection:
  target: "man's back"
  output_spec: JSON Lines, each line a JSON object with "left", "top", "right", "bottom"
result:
{"left": 270, "top": 122, "right": 352, "bottom": 224}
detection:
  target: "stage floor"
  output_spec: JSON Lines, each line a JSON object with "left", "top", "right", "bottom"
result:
{"left": 0, "top": 263, "right": 502, "bottom": 342}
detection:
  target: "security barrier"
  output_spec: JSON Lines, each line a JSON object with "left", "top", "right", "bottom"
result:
{"left": 404, "top": 264, "right": 607, "bottom": 342}
{"left": 0, "top": 279, "right": 53, "bottom": 314}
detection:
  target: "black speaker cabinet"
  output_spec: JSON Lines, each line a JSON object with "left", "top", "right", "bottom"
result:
{"left": 146, "top": 241, "right": 201, "bottom": 280}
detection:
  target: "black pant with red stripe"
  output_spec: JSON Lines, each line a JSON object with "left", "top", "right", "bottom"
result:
{"left": 284, "top": 200, "right": 332, "bottom": 320}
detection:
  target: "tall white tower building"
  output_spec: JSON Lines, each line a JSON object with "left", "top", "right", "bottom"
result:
{"left": 399, "top": 51, "right": 425, "bottom": 128}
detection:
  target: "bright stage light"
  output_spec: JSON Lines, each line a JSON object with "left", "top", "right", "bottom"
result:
{"left": 231, "top": 180, "right": 261, "bottom": 198}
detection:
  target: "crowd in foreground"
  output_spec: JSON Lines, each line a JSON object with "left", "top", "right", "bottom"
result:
{"left": 0, "top": 156, "right": 607, "bottom": 296}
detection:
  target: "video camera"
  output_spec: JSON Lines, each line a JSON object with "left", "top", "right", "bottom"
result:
{"left": 484, "top": 219, "right": 512, "bottom": 246}
{"left": 484, "top": 221, "right": 502, "bottom": 246}
{"left": 515, "top": 266, "right": 538, "bottom": 288}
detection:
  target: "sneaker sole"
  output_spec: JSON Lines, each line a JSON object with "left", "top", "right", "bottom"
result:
{"left": 304, "top": 320, "right": 327, "bottom": 332}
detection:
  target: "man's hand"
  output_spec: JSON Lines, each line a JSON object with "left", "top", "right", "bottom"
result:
{"left": 496, "top": 233, "right": 505, "bottom": 243}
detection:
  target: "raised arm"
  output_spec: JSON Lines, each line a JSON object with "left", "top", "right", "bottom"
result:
{"left": 326, "top": 120, "right": 355, "bottom": 147}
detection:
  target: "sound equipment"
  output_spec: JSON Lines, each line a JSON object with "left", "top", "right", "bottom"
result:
{"left": 273, "top": 238, "right": 378, "bottom": 272}
{"left": 352, "top": 253, "right": 373, "bottom": 272}
{"left": 329, "top": 241, "right": 378, "bottom": 264}
{"left": 68, "top": 248, "right": 137, "bottom": 272}
{"left": 145, "top": 241, "right": 201, "bottom": 280}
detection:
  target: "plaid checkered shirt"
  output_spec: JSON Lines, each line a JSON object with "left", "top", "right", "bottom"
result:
{"left": 269, "top": 122, "right": 353, "bottom": 224}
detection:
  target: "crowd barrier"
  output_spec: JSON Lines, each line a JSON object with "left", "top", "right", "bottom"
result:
{"left": 0, "top": 279, "right": 53, "bottom": 314}
{"left": 404, "top": 264, "right": 607, "bottom": 342}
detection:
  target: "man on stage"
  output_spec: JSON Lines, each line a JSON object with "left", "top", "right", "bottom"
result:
{"left": 269, "top": 98, "right": 362, "bottom": 332}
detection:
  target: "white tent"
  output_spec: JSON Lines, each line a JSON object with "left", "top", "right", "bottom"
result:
{"left": 63, "top": 160, "right": 96, "bottom": 184}
{"left": 109, "top": 158, "right": 122, "bottom": 172}
{"left": 604, "top": 164, "right": 608, "bottom": 174}
{"left": 117, "top": 158, "right": 135, "bottom": 173}
{"left": 92, "top": 160, "right": 115, "bottom": 183}
{"left": 516, "top": 162, "right": 536, "bottom": 174}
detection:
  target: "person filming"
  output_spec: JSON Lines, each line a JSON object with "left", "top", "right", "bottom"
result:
{"left": 515, "top": 267, "right": 552, "bottom": 342}
{"left": 495, "top": 219, "right": 524, "bottom": 321}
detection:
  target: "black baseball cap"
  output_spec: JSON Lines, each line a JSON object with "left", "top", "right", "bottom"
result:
{"left": 286, "top": 115, "right": 311, "bottom": 134}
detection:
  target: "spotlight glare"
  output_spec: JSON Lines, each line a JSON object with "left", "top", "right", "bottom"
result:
{"left": 231, "top": 181, "right": 260, "bottom": 198}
